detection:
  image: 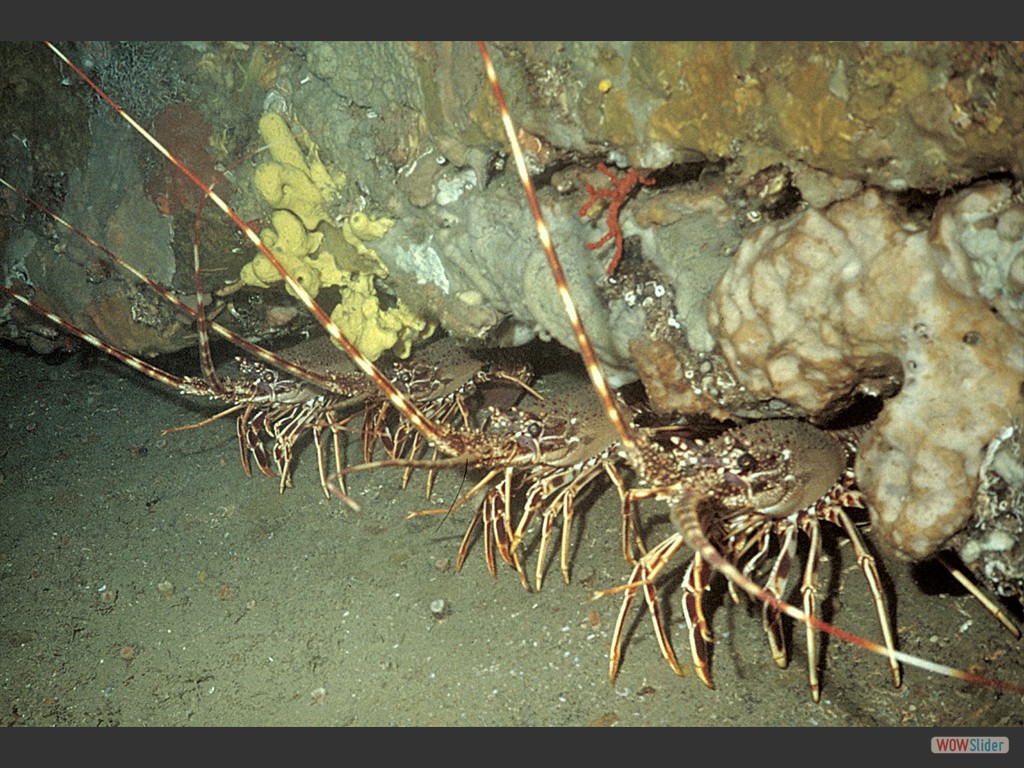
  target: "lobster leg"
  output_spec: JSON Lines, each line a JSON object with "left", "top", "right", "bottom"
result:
{"left": 682, "top": 552, "right": 716, "bottom": 690}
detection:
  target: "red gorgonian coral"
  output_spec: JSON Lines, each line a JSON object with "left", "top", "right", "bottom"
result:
{"left": 579, "top": 163, "right": 655, "bottom": 275}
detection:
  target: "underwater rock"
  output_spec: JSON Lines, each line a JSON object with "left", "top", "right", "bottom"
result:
{"left": 399, "top": 42, "right": 1024, "bottom": 196}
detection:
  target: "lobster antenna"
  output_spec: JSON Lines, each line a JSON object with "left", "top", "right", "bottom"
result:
{"left": 476, "top": 43, "right": 641, "bottom": 463}
{"left": 2, "top": 285, "right": 198, "bottom": 394}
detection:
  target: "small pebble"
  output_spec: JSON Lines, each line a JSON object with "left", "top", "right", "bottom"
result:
{"left": 430, "top": 598, "right": 449, "bottom": 620}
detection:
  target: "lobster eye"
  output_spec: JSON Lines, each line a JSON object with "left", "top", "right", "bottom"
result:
{"left": 737, "top": 452, "right": 757, "bottom": 471}
{"left": 526, "top": 422, "right": 542, "bottom": 438}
